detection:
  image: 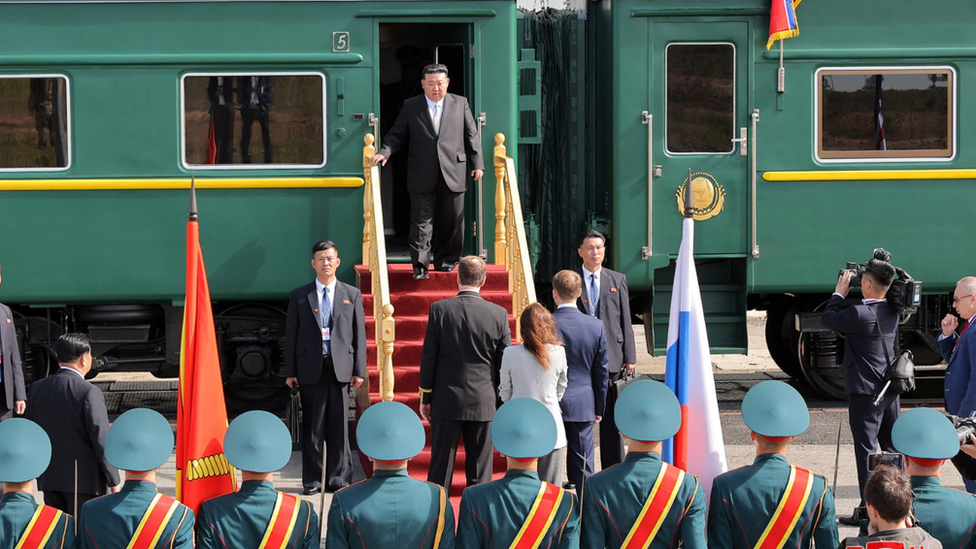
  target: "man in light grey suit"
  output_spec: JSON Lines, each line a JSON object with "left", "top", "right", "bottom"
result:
{"left": 370, "top": 64, "right": 484, "bottom": 280}
{"left": 0, "top": 262, "right": 25, "bottom": 422}
{"left": 284, "top": 240, "right": 366, "bottom": 495}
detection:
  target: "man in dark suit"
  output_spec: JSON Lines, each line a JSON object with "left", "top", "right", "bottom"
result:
{"left": 939, "top": 275, "right": 976, "bottom": 493}
{"left": 419, "top": 255, "right": 511, "bottom": 488}
{"left": 238, "top": 75, "right": 274, "bottom": 164}
{"left": 551, "top": 269, "right": 608, "bottom": 493}
{"left": 206, "top": 76, "right": 235, "bottom": 164}
{"left": 822, "top": 259, "right": 900, "bottom": 523}
{"left": 0, "top": 262, "right": 26, "bottom": 421}
{"left": 284, "top": 240, "right": 366, "bottom": 495}
{"left": 370, "top": 63, "right": 485, "bottom": 280}
{"left": 25, "top": 333, "right": 120, "bottom": 514}
{"left": 576, "top": 230, "right": 636, "bottom": 469}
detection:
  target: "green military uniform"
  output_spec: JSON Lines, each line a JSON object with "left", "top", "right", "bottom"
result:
{"left": 198, "top": 480, "right": 318, "bottom": 549}
{"left": 326, "top": 401, "right": 455, "bottom": 548}
{"left": 197, "top": 410, "right": 318, "bottom": 549}
{"left": 78, "top": 408, "right": 194, "bottom": 549}
{"left": 707, "top": 381, "right": 838, "bottom": 549}
{"left": 456, "top": 398, "right": 579, "bottom": 549}
{"left": 582, "top": 380, "right": 706, "bottom": 549}
{"left": 0, "top": 419, "right": 74, "bottom": 549}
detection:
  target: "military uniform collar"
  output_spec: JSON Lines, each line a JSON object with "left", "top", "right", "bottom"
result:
{"left": 374, "top": 469, "right": 410, "bottom": 478}
{"left": 624, "top": 451, "right": 662, "bottom": 464}
{"left": 753, "top": 453, "right": 789, "bottom": 465}
{"left": 504, "top": 469, "right": 540, "bottom": 480}
{"left": 910, "top": 475, "right": 943, "bottom": 489}
{"left": 0, "top": 492, "right": 34, "bottom": 504}
{"left": 239, "top": 480, "right": 275, "bottom": 494}
{"left": 120, "top": 480, "right": 158, "bottom": 493}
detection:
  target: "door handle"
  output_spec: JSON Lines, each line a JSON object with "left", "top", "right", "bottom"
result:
{"left": 641, "top": 111, "right": 653, "bottom": 260}
{"left": 731, "top": 127, "right": 747, "bottom": 156}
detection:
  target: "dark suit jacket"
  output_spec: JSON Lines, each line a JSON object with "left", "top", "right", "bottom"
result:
{"left": 553, "top": 306, "right": 608, "bottom": 422}
{"left": 25, "top": 369, "right": 119, "bottom": 494}
{"left": 0, "top": 302, "right": 26, "bottom": 410}
{"left": 238, "top": 76, "right": 274, "bottom": 109}
{"left": 822, "top": 295, "right": 898, "bottom": 395}
{"left": 284, "top": 280, "right": 366, "bottom": 384}
{"left": 377, "top": 93, "right": 484, "bottom": 194}
{"left": 419, "top": 290, "right": 511, "bottom": 421}
{"left": 576, "top": 267, "right": 636, "bottom": 373}
{"left": 939, "top": 316, "right": 976, "bottom": 416}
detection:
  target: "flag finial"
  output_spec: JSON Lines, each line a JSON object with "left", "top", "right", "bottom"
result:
{"left": 684, "top": 168, "right": 695, "bottom": 218}
{"left": 188, "top": 173, "right": 198, "bottom": 221}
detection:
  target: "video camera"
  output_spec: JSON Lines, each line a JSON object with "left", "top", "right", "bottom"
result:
{"left": 944, "top": 413, "right": 976, "bottom": 480}
{"left": 838, "top": 248, "right": 923, "bottom": 316}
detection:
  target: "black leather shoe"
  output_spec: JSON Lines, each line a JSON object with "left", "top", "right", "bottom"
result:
{"left": 413, "top": 265, "right": 429, "bottom": 280}
{"left": 434, "top": 262, "right": 459, "bottom": 272}
{"left": 303, "top": 486, "right": 322, "bottom": 496}
{"left": 562, "top": 482, "right": 576, "bottom": 491}
{"left": 838, "top": 506, "right": 865, "bottom": 526}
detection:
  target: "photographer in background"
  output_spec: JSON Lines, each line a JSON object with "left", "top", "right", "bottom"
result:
{"left": 839, "top": 465, "right": 942, "bottom": 549}
{"left": 823, "top": 259, "right": 899, "bottom": 526}
{"left": 940, "top": 276, "right": 976, "bottom": 493}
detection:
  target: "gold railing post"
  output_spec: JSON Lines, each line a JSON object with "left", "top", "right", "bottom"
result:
{"left": 493, "top": 133, "right": 507, "bottom": 266}
{"left": 362, "top": 134, "right": 375, "bottom": 268}
{"left": 380, "top": 303, "right": 395, "bottom": 402}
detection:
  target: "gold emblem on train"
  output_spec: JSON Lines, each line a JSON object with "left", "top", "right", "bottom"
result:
{"left": 675, "top": 172, "right": 725, "bottom": 221}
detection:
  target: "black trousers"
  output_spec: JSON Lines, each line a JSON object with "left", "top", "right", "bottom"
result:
{"left": 849, "top": 392, "right": 900, "bottom": 505}
{"left": 428, "top": 418, "right": 492, "bottom": 489}
{"left": 211, "top": 104, "right": 234, "bottom": 164}
{"left": 599, "top": 371, "right": 626, "bottom": 468}
{"left": 44, "top": 490, "right": 98, "bottom": 517}
{"left": 299, "top": 356, "right": 351, "bottom": 491}
{"left": 409, "top": 173, "right": 464, "bottom": 270}
{"left": 241, "top": 107, "right": 273, "bottom": 164}
{"left": 564, "top": 421, "right": 595, "bottom": 492}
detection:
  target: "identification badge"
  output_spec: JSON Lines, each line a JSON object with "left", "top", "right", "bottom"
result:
{"left": 322, "top": 327, "right": 331, "bottom": 341}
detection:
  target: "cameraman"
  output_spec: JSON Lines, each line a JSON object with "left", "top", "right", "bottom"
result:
{"left": 823, "top": 259, "right": 900, "bottom": 526}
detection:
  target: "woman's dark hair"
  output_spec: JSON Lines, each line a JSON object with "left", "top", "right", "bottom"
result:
{"left": 519, "top": 302, "right": 562, "bottom": 370}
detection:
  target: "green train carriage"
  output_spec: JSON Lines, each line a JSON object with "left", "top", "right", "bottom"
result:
{"left": 0, "top": 0, "right": 518, "bottom": 410}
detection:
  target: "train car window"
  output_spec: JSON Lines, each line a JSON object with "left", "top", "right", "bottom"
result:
{"left": 818, "top": 68, "right": 954, "bottom": 161}
{"left": 181, "top": 73, "right": 326, "bottom": 168}
{"left": 0, "top": 76, "right": 70, "bottom": 170}
{"left": 666, "top": 43, "right": 735, "bottom": 154}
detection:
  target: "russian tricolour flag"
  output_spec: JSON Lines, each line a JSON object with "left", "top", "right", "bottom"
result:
{"left": 663, "top": 216, "right": 728, "bottom": 497}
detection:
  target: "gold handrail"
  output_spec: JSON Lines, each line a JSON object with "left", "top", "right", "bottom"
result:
{"left": 493, "top": 133, "right": 536, "bottom": 342}
{"left": 362, "top": 134, "right": 396, "bottom": 402}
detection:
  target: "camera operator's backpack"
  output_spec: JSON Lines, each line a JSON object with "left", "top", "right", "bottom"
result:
{"left": 870, "top": 307, "right": 916, "bottom": 400}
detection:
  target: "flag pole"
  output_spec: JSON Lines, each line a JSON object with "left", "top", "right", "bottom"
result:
{"left": 778, "top": 39, "right": 786, "bottom": 93}
{"left": 189, "top": 172, "right": 198, "bottom": 221}
{"left": 684, "top": 168, "right": 694, "bottom": 218}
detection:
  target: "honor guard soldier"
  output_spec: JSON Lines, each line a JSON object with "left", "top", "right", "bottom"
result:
{"left": 886, "top": 408, "right": 976, "bottom": 548}
{"left": 708, "top": 381, "right": 838, "bottom": 549}
{"left": 581, "top": 380, "right": 706, "bottom": 549}
{"left": 326, "top": 401, "right": 454, "bottom": 548}
{"left": 0, "top": 419, "right": 74, "bottom": 548}
{"left": 197, "top": 411, "right": 319, "bottom": 549}
{"left": 456, "top": 398, "right": 579, "bottom": 549}
{"left": 77, "top": 408, "right": 194, "bottom": 549}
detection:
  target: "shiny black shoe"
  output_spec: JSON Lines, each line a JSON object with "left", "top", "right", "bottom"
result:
{"left": 562, "top": 482, "right": 576, "bottom": 491}
{"left": 413, "top": 264, "right": 429, "bottom": 280}
{"left": 303, "top": 486, "right": 322, "bottom": 496}
{"left": 434, "top": 262, "right": 459, "bottom": 272}
{"left": 838, "top": 506, "right": 865, "bottom": 526}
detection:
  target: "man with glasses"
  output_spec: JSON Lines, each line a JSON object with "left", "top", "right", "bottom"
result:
{"left": 823, "top": 258, "right": 900, "bottom": 525}
{"left": 940, "top": 276, "right": 976, "bottom": 492}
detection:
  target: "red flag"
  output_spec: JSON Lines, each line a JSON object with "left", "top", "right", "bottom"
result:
{"left": 175, "top": 190, "right": 236, "bottom": 513}
{"left": 206, "top": 118, "right": 217, "bottom": 165}
{"left": 766, "top": 0, "right": 801, "bottom": 50}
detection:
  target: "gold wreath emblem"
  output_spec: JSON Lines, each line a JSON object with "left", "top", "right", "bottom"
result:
{"left": 675, "top": 172, "right": 725, "bottom": 221}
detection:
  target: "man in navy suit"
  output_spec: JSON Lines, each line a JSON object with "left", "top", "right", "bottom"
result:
{"left": 940, "top": 275, "right": 976, "bottom": 492}
{"left": 370, "top": 64, "right": 484, "bottom": 280}
{"left": 552, "top": 269, "right": 608, "bottom": 493}
{"left": 284, "top": 240, "right": 366, "bottom": 495}
{"left": 576, "top": 230, "right": 636, "bottom": 469}
{"left": 822, "top": 259, "right": 899, "bottom": 523}
{"left": 0, "top": 261, "right": 26, "bottom": 421}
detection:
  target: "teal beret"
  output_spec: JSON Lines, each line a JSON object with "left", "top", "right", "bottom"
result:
{"left": 741, "top": 380, "right": 809, "bottom": 437}
{"left": 892, "top": 408, "right": 959, "bottom": 460}
{"left": 491, "top": 398, "right": 556, "bottom": 459}
{"left": 105, "top": 408, "right": 174, "bottom": 471}
{"left": 615, "top": 380, "right": 681, "bottom": 442}
{"left": 224, "top": 411, "right": 293, "bottom": 473}
{"left": 0, "top": 418, "right": 51, "bottom": 482}
{"left": 357, "top": 402, "right": 425, "bottom": 461}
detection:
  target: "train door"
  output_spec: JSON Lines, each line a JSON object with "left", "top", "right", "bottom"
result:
{"left": 376, "top": 23, "right": 476, "bottom": 261}
{"left": 648, "top": 20, "right": 751, "bottom": 256}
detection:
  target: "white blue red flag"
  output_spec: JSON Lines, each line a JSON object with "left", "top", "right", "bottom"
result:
{"left": 663, "top": 216, "right": 727, "bottom": 496}
{"left": 766, "top": 0, "right": 801, "bottom": 50}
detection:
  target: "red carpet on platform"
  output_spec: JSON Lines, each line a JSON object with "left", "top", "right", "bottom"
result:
{"left": 355, "top": 263, "right": 515, "bottom": 501}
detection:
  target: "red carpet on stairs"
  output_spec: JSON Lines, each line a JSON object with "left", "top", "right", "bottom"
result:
{"left": 355, "top": 264, "right": 516, "bottom": 503}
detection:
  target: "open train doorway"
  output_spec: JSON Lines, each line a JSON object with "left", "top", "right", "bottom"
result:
{"left": 376, "top": 23, "right": 474, "bottom": 261}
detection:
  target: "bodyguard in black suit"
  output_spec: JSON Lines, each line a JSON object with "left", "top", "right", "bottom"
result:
{"left": 420, "top": 256, "right": 511, "bottom": 488}
{"left": 551, "top": 270, "right": 608, "bottom": 493}
{"left": 370, "top": 64, "right": 485, "bottom": 280}
{"left": 0, "top": 262, "right": 26, "bottom": 421}
{"left": 822, "top": 259, "right": 900, "bottom": 523}
{"left": 284, "top": 240, "right": 366, "bottom": 495}
{"left": 576, "top": 230, "right": 636, "bottom": 469}
{"left": 25, "top": 333, "right": 119, "bottom": 514}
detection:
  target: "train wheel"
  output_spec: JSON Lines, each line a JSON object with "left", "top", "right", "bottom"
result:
{"left": 765, "top": 295, "right": 804, "bottom": 379}
{"left": 798, "top": 329, "right": 847, "bottom": 400}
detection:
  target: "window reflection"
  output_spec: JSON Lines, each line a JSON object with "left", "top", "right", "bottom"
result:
{"left": 0, "top": 76, "right": 69, "bottom": 169}
{"left": 183, "top": 75, "right": 324, "bottom": 167}
{"left": 666, "top": 44, "right": 735, "bottom": 154}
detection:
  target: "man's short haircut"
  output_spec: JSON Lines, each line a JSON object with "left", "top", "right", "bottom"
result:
{"left": 553, "top": 270, "right": 583, "bottom": 301}
{"left": 422, "top": 64, "right": 449, "bottom": 78}
{"left": 56, "top": 333, "right": 92, "bottom": 364}
{"left": 864, "top": 465, "right": 913, "bottom": 523}
{"left": 578, "top": 230, "right": 606, "bottom": 248}
{"left": 864, "top": 259, "right": 896, "bottom": 288}
{"left": 958, "top": 276, "right": 976, "bottom": 295}
{"left": 312, "top": 240, "right": 338, "bottom": 256}
{"left": 458, "top": 256, "right": 487, "bottom": 287}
